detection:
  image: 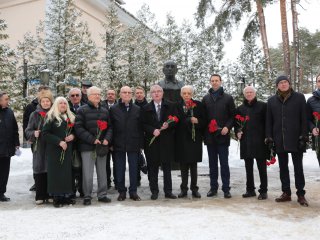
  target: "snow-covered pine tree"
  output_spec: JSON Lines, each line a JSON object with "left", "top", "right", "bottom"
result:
{"left": 238, "top": 35, "right": 271, "bottom": 101}
{"left": 191, "top": 26, "right": 224, "bottom": 99}
{"left": 0, "top": 18, "right": 21, "bottom": 111}
{"left": 98, "top": 2, "right": 126, "bottom": 92}
{"left": 45, "top": 0, "right": 98, "bottom": 95}
{"left": 178, "top": 20, "right": 196, "bottom": 86}
{"left": 122, "top": 3, "right": 161, "bottom": 90}
{"left": 158, "top": 14, "right": 183, "bottom": 63}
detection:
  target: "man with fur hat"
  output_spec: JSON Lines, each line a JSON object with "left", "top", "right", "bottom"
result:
{"left": 266, "top": 75, "right": 309, "bottom": 206}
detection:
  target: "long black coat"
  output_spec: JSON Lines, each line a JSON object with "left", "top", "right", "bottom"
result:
{"left": 235, "top": 99, "right": 269, "bottom": 160}
{"left": 142, "top": 99, "right": 178, "bottom": 165}
{"left": 0, "top": 107, "right": 19, "bottom": 157}
{"left": 266, "top": 90, "right": 308, "bottom": 153}
{"left": 75, "top": 101, "right": 112, "bottom": 152}
{"left": 306, "top": 90, "right": 320, "bottom": 149}
{"left": 175, "top": 100, "right": 206, "bottom": 163}
{"left": 202, "top": 87, "right": 236, "bottom": 146}
{"left": 42, "top": 118, "right": 73, "bottom": 194}
{"left": 110, "top": 100, "right": 143, "bottom": 152}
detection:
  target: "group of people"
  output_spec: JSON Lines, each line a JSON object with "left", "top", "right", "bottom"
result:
{"left": 1, "top": 67, "right": 320, "bottom": 208}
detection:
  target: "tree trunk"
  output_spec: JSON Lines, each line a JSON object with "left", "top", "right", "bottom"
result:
{"left": 291, "top": 0, "right": 300, "bottom": 91}
{"left": 255, "top": 0, "right": 272, "bottom": 84}
{"left": 280, "top": 0, "right": 291, "bottom": 80}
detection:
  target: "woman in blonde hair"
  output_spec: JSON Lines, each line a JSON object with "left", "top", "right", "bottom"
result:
{"left": 42, "top": 97, "right": 75, "bottom": 207}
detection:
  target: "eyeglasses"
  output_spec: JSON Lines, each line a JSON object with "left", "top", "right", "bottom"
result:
{"left": 151, "top": 90, "right": 162, "bottom": 94}
{"left": 70, "top": 94, "right": 80, "bottom": 97}
{"left": 91, "top": 93, "right": 101, "bottom": 96}
{"left": 121, "top": 91, "right": 132, "bottom": 94}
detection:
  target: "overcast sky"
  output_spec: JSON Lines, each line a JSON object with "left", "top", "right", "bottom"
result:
{"left": 122, "top": 0, "right": 320, "bottom": 60}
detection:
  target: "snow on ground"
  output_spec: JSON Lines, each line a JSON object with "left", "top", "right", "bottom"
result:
{"left": 1, "top": 140, "right": 320, "bottom": 240}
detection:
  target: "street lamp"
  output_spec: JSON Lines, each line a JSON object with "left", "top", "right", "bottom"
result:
{"left": 236, "top": 77, "right": 246, "bottom": 95}
{"left": 39, "top": 69, "right": 50, "bottom": 85}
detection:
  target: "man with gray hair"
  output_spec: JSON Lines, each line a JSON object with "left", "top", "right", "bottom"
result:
{"left": 75, "top": 86, "right": 112, "bottom": 206}
{"left": 142, "top": 84, "right": 178, "bottom": 200}
{"left": 67, "top": 87, "right": 84, "bottom": 198}
{"left": 110, "top": 86, "right": 143, "bottom": 201}
{"left": 235, "top": 86, "right": 268, "bottom": 200}
{"left": 68, "top": 88, "right": 83, "bottom": 114}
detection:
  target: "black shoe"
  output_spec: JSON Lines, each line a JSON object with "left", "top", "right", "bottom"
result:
{"left": 178, "top": 191, "right": 188, "bottom": 198}
{"left": 98, "top": 196, "right": 111, "bottom": 203}
{"left": 258, "top": 193, "right": 268, "bottom": 200}
{"left": 151, "top": 193, "right": 158, "bottom": 200}
{"left": 0, "top": 194, "right": 10, "bottom": 202}
{"left": 242, "top": 191, "right": 256, "bottom": 198}
{"left": 192, "top": 191, "right": 201, "bottom": 198}
{"left": 53, "top": 198, "right": 64, "bottom": 208}
{"left": 29, "top": 184, "right": 36, "bottom": 192}
{"left": 83, "top": 198, "right": 91, "bottom": 206}
{"left": 207, "top": 189, "right": 217, "bottom": 197}
{"left": 165, "top": 193, "right": 177, "bottom": 199}
{"left": 224, "top": 192, "right": 232, "bottom": 198}
{"left": 117, "top": 193, "right": 126, "bottom": 201}
{"left": 130, "top": 193, "right": 141, "bottom": 201}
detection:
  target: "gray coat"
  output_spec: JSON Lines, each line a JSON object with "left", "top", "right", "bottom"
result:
{"left": 25, "top": 106, "right": 48, "bottom": 174}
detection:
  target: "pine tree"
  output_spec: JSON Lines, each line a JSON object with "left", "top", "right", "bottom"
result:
{"left": 98, "top": 2, "right": 126, "bottom": 92}
{"left": 0, "top": 18, "right": 23, "bottom": 112}
{"left": 122, "top": 3, "right": 162, "bottom": 90}
{"left": 45, "top": 0, "right": 98, "bottom": 95}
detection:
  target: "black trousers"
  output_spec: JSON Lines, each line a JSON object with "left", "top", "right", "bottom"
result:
{"left": 72, "top": 167, "right": 83, "bottom": 196}
{"left": 34, "top": 173, "right": 48, "bottom": 201}
{"left": 244, "top": 158, "right": 268, "bottom": 193}
{"left": 0, "top": 157, "right": 11, "bottom": 195}
{"left": 277, "top": 152, "right": 305, "bottom": 196}
{"left": 106, "top": 151, "right": 117, "bottom": 186}
{"left": 316, "top": 152, "right": 320, "bottom": 167}
{"left": 180, "top": 162, "right": 198, "bottom": 192}
{"left": 148, "top": 161, "right": 172, "bottom": 195}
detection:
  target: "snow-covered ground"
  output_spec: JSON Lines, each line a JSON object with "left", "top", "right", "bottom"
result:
{"left": 1, "top": 140, "right": 319, "bottom": 240}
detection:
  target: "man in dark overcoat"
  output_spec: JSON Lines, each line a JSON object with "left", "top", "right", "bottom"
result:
{"left": 235, "top": 86, "right": 268, "bottom": 200}
{"left": 0, "top": 92, "right": 20, "bottom": 202}
{"left": 142, "top": 85, "right": 178, "bottom": 200}
{"left": 266, "top": 75, "right": 309, "bottom": 206}
{"left": 202, "top": 74, "right": 235, "bottom": 198}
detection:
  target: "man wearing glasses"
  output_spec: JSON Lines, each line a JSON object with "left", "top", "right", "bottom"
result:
{"left": 67, "top": 88, "right": 85, "bottom": 199}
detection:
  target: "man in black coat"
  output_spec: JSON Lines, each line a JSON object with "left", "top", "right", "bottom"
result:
{"left": 266, "top": 75, "right": 309, "bottom": 206}
{"left": 0, "top": 92, "right": 20, "bottom": 202}
{"left": 110, "top": 86, "right": 143, "bottom": 201}
{"left": 134, "top": 86, "right": 148, "bottom": 185}
{"left": 75, "top": 86, "right": 112, "bottom": 206}
{"left": 102, "top": 89, "right": 117, "bottom": 189}
{"left": 68, "top": 88, "right": 85, "bottom": 198}
{"left": 142, "top": 84, "right": 178, "bottom": 200}
{"left": 235, "top": 86, "right": 268, "bottom": 200}
{"left": 306, "top": 73, "right": 320, "bottom": 166}
{"left": 202, "top": 74, "right": 235, "bottom": 199}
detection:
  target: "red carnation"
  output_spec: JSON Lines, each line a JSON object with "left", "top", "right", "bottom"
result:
{"left": 208, "top": 119, "right": 218, "bottom": 133}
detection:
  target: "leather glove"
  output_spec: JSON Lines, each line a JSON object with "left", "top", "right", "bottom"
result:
{"left": 298, "top": 136, "right": 308, "bottom": 151}
{"left": 264, "top": 138, "right": 274, "bottom": 151}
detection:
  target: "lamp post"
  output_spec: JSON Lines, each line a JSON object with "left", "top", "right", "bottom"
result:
{"left": 39, "top": 69, "right": 50, "bottom": 85}
{"left": 236, "top": 76, "right": 246, "bottom": 105}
